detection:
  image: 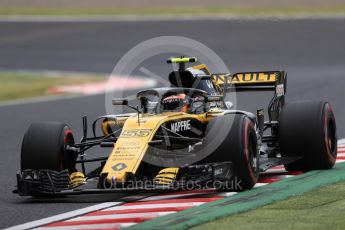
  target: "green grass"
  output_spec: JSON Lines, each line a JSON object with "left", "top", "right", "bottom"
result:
{"left": 0, "top": 7, "right": 345, "bottom": 16}
{"left": 192, "top": 180, "right": 345, "bottom": 230}
{"left": 0, "top": 71, "right": 103, "bottom": 101}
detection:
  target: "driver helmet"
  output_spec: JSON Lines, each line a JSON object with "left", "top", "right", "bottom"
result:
{"left": 161, "top": 93, "right": 190, "bottom": 112}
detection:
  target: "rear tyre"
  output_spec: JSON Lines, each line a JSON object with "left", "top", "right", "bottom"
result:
{"left": 204, "top": 114, "right": 259, "bottom": 191}
{"left": 279, "top": 101, "right": 337, "bottom": 171}
{"left": 21, "top": 122, "right": 77, "bottom": 173}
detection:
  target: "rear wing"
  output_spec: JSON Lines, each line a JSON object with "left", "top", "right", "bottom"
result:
{"left": 211, "top": 71, "right": 287, "bottom": 94}
{"left": 211, "top": 71, "right": 287, "bottom": 122}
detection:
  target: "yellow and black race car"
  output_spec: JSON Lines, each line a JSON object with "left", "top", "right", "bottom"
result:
{"left": 14, "top": 57, "right": 337, "bottom": 197}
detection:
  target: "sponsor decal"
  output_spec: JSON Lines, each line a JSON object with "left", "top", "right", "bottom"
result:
{"left": 212, "top": 72, "right": 278, "bottom": 86}
{"left": 276, "top": 84, "right": 285, "bottom": 97}
{"left": 170, "top": 120, "right": 191, "bottom": 133}
{"left": 214, "top": 168, "right": 223, "bottom": 176}
{"left": 112, "top": 163, "right": 127, "bottom": 171}
{"left": 121, "top": 129, "right": 152, "bottom": 138}
{"left": 205, "top": 80, "right": 214, "bottom": 89}
{"left": 231, "top": 73, "right": 276, "bottom": 83}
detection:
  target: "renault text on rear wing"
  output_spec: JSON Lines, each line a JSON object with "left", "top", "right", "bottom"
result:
{"left": 211, "top": 71, "right": 286, "bottom": 92}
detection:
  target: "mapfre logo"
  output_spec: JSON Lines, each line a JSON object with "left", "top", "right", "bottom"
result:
{"left": 170, "top": 120, "right": 191, "bottom": 133}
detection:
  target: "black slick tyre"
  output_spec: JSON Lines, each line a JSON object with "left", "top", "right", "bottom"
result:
{"left": 21, "top": 122, "right": 77, "bottom": 173}
{"left": 204, "top": 114, "right": 259, "bottom": 191}
{"left": 279, "top": 101, "right": 337, "bottom": 171}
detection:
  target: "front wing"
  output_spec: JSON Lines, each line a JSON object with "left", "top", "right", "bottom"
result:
{"left": 14, "top": 162, "right": 233, "bottom": 196}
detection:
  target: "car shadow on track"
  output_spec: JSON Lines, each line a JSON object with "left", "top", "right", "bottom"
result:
{"left": 13, "top": 193, "right": 131, "bottom": 204}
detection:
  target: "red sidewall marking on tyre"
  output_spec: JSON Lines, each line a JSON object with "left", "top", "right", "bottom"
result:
{"left": 244, "top": 120, "right": 256, "bottom": 182}
{"left": 324, "top": 105, "right": 336, "bottom": 164}
{"left": 60, "top": 129, "right": 72, "bottom": 171}
{"left": 64, "top": 129, "right": 73, "bottom": 144}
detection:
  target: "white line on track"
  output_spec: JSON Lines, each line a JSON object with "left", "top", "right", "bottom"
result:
{"left": 254, "top": 183, "right": 269, "bottom": 187}
{"left": 36, "top": 223, "right": 136, "bottom": 230}
{"left": 66, "top": 211, "right": 175, "bottom": 221}
{"left": 104, "top": 202, "right": 206, "bottom": 211}
{"left": 4, "top": 202, "right": 122, "bottom": 230}
{"left": 0, "top": 14, "right": 345, "bottom": 22}
{"left": 141, "top": 191, "right": 217, "bottom": 201}
{"left": 338, "top": 139, "right": 345, "bottom": 146}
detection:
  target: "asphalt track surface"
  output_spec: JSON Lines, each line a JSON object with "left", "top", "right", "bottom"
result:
{"left": 0, "top": 19, "right": 344, "bottom": 228}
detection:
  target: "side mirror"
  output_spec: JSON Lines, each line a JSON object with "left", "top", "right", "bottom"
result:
{"left": 112, "top": 98, "right": 141, "bottom": 114}
{"left": 112, "top": 98, "right": 128, "bottom": 106}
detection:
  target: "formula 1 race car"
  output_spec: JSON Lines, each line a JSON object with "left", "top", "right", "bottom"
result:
{"left": 14, "top": 57, "right": 337, "bottom": 197}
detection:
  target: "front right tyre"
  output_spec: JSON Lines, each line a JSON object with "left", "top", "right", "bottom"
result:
{"left": 21, "top": 122, "right": 77, "bottom": 173}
